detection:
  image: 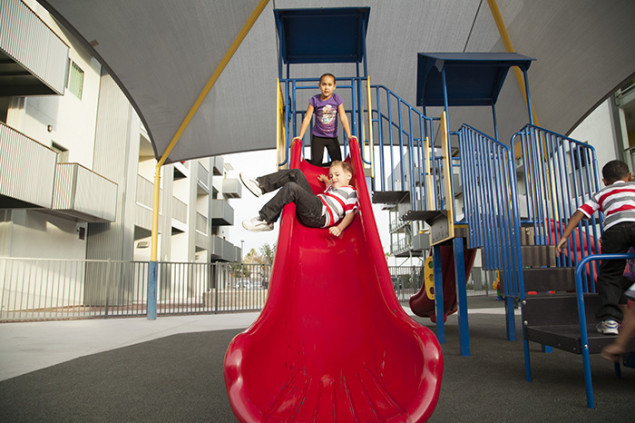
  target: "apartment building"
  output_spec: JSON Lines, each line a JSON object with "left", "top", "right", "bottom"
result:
{"left": 0, "top": 0, "right": 242, "bottom": 264}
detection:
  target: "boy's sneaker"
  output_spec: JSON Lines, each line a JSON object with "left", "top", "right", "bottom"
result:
{"left": 240, "top": 173, "right": 262, "bottom": 197}
{"left": 596, "top": 319, "right": 619, "bottom": 335}
{"left": 242, "top": 217, "right": 273, "bottom": 232}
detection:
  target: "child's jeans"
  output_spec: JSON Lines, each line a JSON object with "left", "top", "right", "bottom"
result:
{"left": 596, "top": 221, "right": 635, "bottom": 322}
{"left": 256, "top": 169, "right": 326, "bottom": 228}
{"left": 310, "top": 135, "right": 341, "bottom": 166}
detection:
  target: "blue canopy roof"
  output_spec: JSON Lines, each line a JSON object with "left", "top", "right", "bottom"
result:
{"left": 416, "top": 52, "right": 535, "bottom": 107}
{"left": 274, "top": 7, "right": 370, "bottom": 64}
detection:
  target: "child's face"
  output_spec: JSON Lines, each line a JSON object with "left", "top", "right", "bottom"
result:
{"left": 329, "top": 164, "right": 352, "bottom": 188}
{"left": 318, "top": 76, "right": 336, "bottom": 99}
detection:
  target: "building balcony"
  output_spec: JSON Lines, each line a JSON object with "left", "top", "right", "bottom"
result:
{"left": 171, "top": 197, "right": 187, "bottom": 226}
{"left": 0, "top": 0, "right": 69, "bottom": 96}
{"left": 411, "top": 231, "right": 431, "bottom": 253}
{"left": 197, "top": 162, "right": 210, "bottom": 194}
{"left": 211, "top": 199, "right": 233, "bottom": 226}
{"left": 135, "top": 175, "right": 162, "bottom": 230}
{"left": 195, "top": 230, "right": 209, "bottom": 252}
{"left": 222, "top": 178, "right": 241, "bottom": 198}
{"left": 212, "top": 156, "right": 224, "bottom": 175}
{"left": 210, "top": 235, "right": 237, "bottom": 262}
{"left": 52, "top": 163, "right": 118, "bottom": 222}
{"left": 0, "top": 123, "right": 57, "bottom": 208}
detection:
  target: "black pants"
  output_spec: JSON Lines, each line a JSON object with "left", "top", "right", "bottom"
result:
{"left": 595, "top": 222, "right": 635, "bottom": 322}
{"left": 256, "top": 169, "right": 325, "bottom": 228}
{"left": 310, "top": 135, "right": 341, "bottom": 166}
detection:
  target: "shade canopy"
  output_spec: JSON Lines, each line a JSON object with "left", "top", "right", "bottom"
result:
{"left": 37, "top": 0, "right": 635, "bottom": 163}
{"left": 417, "top": 52, "right": 535, "bottom": 107}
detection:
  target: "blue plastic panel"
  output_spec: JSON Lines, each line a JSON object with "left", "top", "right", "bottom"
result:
{"left": 416, "top": 52, "right": 535, "bottom": 107}
{"left": 274, "top": 7, "right": 370, "bottom": 64}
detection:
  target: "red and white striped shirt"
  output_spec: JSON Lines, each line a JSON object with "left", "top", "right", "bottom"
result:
{"left": 578, "top": 180, "right": 635, "bottom": 230}
{"left": 318, "top": 185, "right": 358, "bottom": 228}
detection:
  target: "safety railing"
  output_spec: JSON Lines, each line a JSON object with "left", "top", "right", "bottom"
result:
{"left": 278, "top": 76, "right": 372, "bottom": 167}
{"left": 278, "top": 79, "right": 446, "bottom": 217}
{"left": 370, "top": 85, "right": 440, "bottom": 213}
{"left": 0, "top": 258, "right": 437, "bottom": 322}
{"left": 458, "top": 124, "right": 524, "bottom": 298}
{"left": 512, "top": 124, "right": 602, "bottom": 286}
{"left": 573, "top": 253, "right": 635, "bottom": 409}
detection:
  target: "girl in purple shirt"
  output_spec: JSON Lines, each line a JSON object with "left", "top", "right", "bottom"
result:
{"left": 297, "top": 73, "right": 353, "bottom": 166}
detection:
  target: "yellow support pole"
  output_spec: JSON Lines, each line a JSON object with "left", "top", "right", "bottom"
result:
{"left": 149, "top": 0, "right": 270, "bottom": 262}
{"left": 146, "top": 0, "right": 270, "bottom": 320}
{"left": 366, "top": 77, "right": 375, "bottom": 178}
{"left": 488, "top": 0, "right": 558, "bottom": 223}
{"left": 276, "top": 78, "right": 285, "bottom": 169}
{"left": 487, "top": 0, "right": 539, "bottom": 127}
{"left": 424, "top": 136, "right": 433, "bottom": 209}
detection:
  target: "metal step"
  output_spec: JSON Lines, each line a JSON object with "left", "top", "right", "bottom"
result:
{"left": 520, "top": 245, "right": 556, "bottom": 267}
{"left": 522, "top": 293, "right": 635, "bottom": 354}
{"left": 522, "top": 267, "right": 576, "bottom": 292}
{"left": 372, "top": 190, "right": 409, "bottom": 204}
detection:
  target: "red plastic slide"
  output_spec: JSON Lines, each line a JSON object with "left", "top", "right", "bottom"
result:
{"left": 409, "top": 245, "right": 477, "bottom": 321}
{"left": 224, "top": 139, "right": 443, "bottom": 422}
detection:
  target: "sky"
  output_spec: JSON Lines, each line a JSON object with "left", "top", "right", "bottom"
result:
{"left": 223, "top": 148, "right": 396, "bottom": 261}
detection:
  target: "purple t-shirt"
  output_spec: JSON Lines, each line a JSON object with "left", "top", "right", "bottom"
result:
{"left": 310, "top": 93, "right": 342, "bottom": 138}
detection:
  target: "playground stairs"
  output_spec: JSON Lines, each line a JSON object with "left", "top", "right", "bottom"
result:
{"left": 511, "top": 228, "right": 635, "bottom": 355}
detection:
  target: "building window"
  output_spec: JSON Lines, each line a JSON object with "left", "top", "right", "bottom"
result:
{"left": 67, "top": 60, "right": 84, "bottom": 99}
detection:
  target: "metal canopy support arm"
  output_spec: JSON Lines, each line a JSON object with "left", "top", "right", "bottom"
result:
{"left": 147, "top": 0, "right": 270, "bottom": 319}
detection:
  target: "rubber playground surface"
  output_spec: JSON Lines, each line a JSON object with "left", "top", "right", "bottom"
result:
{"left": 0, "top": 296, "right": 632, "bottom": 422}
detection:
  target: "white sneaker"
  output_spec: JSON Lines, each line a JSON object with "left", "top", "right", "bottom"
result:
{"left": 596, "top": 319, "right": 619, "bottom": 335}
{"left": 242, "top": 217, "right": 273, "bottom": 232}
{"left": 240, "top": 172, "right": 262, "bottom": 197}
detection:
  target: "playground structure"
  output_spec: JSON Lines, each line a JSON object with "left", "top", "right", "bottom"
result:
{"left": 224, "top": 6, "right": 633, "bottom": 418}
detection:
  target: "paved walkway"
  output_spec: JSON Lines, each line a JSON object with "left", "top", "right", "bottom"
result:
{"left": 0, "top": 312, "right": 260, "bottom": 381}
{"left": 0, "top": 301, "right": 510, "bottom": 381}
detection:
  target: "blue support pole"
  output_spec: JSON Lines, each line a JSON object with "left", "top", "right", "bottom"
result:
{"left": 504, "top": 296, "right": 516, "bottom": 341}
{"left": 453, "top": 237, "right": 470, "bottom": 356}
{"left": 433, "top": 245, "right": 445, "bottom": 344}
{"left": 522, "top": 69, "right": 535, "bottom": 125}
{"left": 147, "top": 260, "right": 158, "bottom": 320}
{"left": 491, "top": 103, "right": 499, "bottom": 141}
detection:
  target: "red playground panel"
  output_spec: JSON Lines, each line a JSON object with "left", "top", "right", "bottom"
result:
{"left": 224, "top": 139, "right": 443, "bottom": 422}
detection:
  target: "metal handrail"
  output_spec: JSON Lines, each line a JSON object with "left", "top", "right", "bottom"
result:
{"left": 370, "top": 85, "right": 439, "bottom": 212}
{"left": 458, "top": 124, "right": 524, "bottom": 298}
{"left": 279, "top": 76, "right": 367, "bottom": 166}
{"left": 573, "top": 253, "right": 635, "bottom": 409}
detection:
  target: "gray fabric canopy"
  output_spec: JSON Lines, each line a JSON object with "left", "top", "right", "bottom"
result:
{"left": 39, "top": 0, "right": 635, "bottom": 163}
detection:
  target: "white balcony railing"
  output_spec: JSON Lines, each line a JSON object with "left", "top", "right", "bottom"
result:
{"left": 53, "top": 163, "right": 118, "bottom": 222}
{"left": 0, "top": 123, "right": 57, "bottom": 208}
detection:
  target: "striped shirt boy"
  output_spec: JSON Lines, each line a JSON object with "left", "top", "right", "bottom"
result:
{"left": 578, "top": 180, "right": 635, "bottom": 230}
{"left": 318, "top": 185, "right": 358, "bottom": 227}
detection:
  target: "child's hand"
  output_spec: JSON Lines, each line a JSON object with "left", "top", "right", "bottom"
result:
{"left": 555, "top": 238, "right": 567, "bottom": 255}
{"left": 329, "top": 226, "right": 343, "bottom": 237}
{"left": 317, "top": 174, "right": 329, "bottom": 184}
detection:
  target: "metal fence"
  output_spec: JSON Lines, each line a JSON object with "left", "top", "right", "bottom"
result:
{"left": 389, "top": 264, "right": 493, "bottom": 303}
{"left": 1, "top": 258, "right": 492, "bottom": 322}
{"left": 0, "top": 258, "right": 271, "bottom": 322}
